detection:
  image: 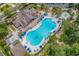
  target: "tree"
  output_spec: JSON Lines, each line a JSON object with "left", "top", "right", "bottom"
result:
{"left": 75, "top": 4, "right": 79, "bottom": 10}
{"left": 52, "top": 7, "right": 62, "bottom": 15}
{"left": 68, "top": 3, "right": 75, "bottom": 8}
{"left": 75, "top": 15, "right": 79, "bottom": 24}
{"left": 40, "top": 4, "right": 45, "bottom": 10}
{"left": 60, "top": 19, "right": 79, "bottom": 45}
{"left": 0, "top": 23, "right": 13, "bottom": 56}
{"left": 0, "top": 23, "right": 8, "bottom": 39}
{"left": 72, "top": 43, "right": 79, "bottom": 55}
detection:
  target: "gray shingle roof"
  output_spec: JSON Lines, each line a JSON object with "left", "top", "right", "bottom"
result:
{"left": 11, "top": 43, "right": 26, "bottom": 56}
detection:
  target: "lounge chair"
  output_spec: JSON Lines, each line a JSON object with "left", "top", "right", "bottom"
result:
{"left": 24, "top": 46, "right": 27, "bottom": 48}
{"left": 39, "top": 45, "right": 42, "bottom": 48}
{"left": 44, "top": 12, "right": 48, "bottom": 16}
{"left": 27, "top": 48, "right": 31, "bottom": 52}
{"left": 19, "top": 36, "right": 22, "bottom": 39}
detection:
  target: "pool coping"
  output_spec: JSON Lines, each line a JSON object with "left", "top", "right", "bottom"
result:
{"left": 19, "top": 16, "right": 60, "bottom": 54}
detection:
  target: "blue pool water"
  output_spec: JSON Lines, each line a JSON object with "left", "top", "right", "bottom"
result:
{"left": 26, "top": 18, "right": 56, "bottom": 46}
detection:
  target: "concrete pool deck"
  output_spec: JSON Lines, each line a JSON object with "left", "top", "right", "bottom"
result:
{"left": 19, "top": 15, "right": 60, "bottom": 54}
{"left": 18, "top": 11, "right": 71, "bottom": 54}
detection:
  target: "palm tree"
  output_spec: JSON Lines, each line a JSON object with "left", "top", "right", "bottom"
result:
{"left": 75, "top": 14, "right": 79, "bottom": 24}
{"left": 0, "top": 23, "right": 13, "bottom": 56}
{"left": 40, "top": 4, "right": 46, "bottom": 11}
{"left": 52, "top": 7, "right": 62, "bottom": 15}
{"left": 75, "top": 4, "right": 79, "bottom": 10}
{"left": 0, "top": 23, "right": 8, "bottom": 39}
{"left": 68, "top": 3, "right": 75, "bottom": 8}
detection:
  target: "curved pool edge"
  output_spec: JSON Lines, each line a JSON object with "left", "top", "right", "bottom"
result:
{"left": 19, "top": 16, "right": 59, "bottom": 54}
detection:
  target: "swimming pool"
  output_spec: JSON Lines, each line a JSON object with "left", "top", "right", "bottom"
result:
{"left": 26, "top": 18, "right": 56, "bottom": 46}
